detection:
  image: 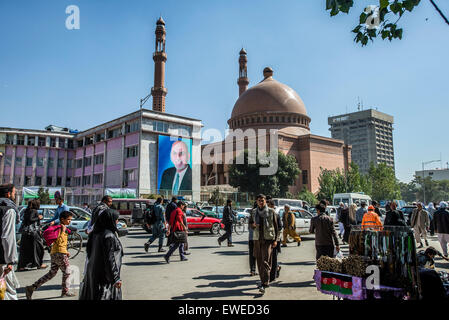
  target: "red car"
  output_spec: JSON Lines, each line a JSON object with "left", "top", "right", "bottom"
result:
{"left": 186, "top": 209, "right": 224, "bottom": 235}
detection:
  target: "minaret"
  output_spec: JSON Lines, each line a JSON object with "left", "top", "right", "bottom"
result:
{"left": 151, "top": 17, "right": 167, "bottom": 112}
{"left": 237, "top": 48, "right": 249, "bottom": 96}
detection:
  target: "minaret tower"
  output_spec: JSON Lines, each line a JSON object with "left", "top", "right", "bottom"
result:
{"left": 151, "top": 17, "right": 167, "bottom": 112}
{"left": 237, "top": 48, "right": 249, "bottom": 96}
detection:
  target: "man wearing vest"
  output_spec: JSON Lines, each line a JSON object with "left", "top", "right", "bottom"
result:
{"left": 249, "top": 194, "right": 280, "bottom": 294}
{"left": 361, "top": 205, "right": 383, "bottom": 231}
{"left": 0, "top": 183, "right": 20, "bottom": 300}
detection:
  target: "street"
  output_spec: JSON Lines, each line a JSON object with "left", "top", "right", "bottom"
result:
{"left": 14, "top": 227, "right": 449, "bottom": 300}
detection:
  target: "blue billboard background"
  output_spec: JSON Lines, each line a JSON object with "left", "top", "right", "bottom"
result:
{"left": 157, "top": 135, "right": 192, "bottom": 192}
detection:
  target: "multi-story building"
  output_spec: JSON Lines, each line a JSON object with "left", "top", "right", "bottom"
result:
{"left": 415, "top": 168, "right": 449, "bottom": 182}
{"left": 0, "top": 17, "right": 203, "bottom": 204}
{"left": 328, "top": 109, "right": 395, "bottom": 175}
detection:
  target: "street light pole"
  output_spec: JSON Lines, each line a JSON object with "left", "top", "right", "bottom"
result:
{"left": 422, "top": 159, "right": 439, "bottom": 204}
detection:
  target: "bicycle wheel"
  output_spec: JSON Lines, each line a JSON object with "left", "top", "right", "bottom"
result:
{"left": 67, "top": 231, "right": 83, "bottom": 259}
{"left": 234, "top": 221, "right": 245, "bottom": 235}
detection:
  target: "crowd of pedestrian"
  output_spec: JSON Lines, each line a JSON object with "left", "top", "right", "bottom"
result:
{"left": 3, "top": 179, "right": 449, "bottom": 300}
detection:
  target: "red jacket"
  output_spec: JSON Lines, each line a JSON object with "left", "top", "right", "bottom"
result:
{"left": 169, "top": 208, "right": 185, "bottom": 232}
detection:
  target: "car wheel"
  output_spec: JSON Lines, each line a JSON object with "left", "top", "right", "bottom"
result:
{"left": 210, "top": 223, "right": 221, "bottom": 235}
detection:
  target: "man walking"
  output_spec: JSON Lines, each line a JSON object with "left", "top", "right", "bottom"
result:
{"left": 356, "top": 202, "right": 368, "bottom": 225}
{"left": 249, "top": 194, "right": 280, "bottom": 294}
{"left": 0, "top": 183, "right": 20, "bottom": 300}
{"left": 411, "top": 202, "right": 430, "bottom": 248}
{"left": 87, "top": 195, "right": 112, "bottom": 233}
{"left": 218, "top": 199, "right": 236, "bottom": 247}
{"left": 309, "top": 202, "right": 340, "bottom": 260}
{"left": 432, "top": 201, "right": 449, "bottom": 258}
{"left": 281, "top": 204, "right": 301, "bottom": 247}
{"left": 144, "top": 197, "right": 167, "bottom": 253}
{"left": 336, "top": 202, "right": 345, "bottom": 239}
{"left": 48, "top": 191, "right": 69, "bottom": 226}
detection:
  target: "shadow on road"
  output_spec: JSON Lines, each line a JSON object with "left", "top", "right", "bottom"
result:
{"left": 193, "top": 274, "right": 246, "bottom": 281}
{"left": 274, "top": 280, "right": 316, "bottom": 288}
{"left": 196, "top": 279, "right": 256, "bottom": 289}
{"left": 172, "top": 288, "right": 257, "bottom": 299}
{"left": 124, "top": 261, "right": 167, "bottom": 266}
{"left": 17, "top": 284, "right": 62, "bottom": 293}
{"left": 212, "top": 251, "right": 248, "bottom": 256}
{"left": 279, "top": 260, "right": 316, "bottom": 266}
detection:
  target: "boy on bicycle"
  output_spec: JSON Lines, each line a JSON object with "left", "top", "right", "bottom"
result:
{"left": 25, "top": 211, "right": 75, "bottom": 299}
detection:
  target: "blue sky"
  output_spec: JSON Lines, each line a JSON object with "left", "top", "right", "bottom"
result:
{"left": 1, "top": 0, "right": 448, "bottom": 182}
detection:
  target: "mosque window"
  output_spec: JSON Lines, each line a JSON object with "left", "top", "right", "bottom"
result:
{"left": 263, "top": 117, "right": 267, "bottom": 123}
{"left": 287, "top": 117, "right": 291, "bottom": 123}
{"left": 276, "top": 116, "right": 279, "bottom": 122}
{"left": 281, "top": 116, "right": 285, "bottom": 122}
{"left": 257, "top": 118, "right": 260, "bottom": 123}
{"left": 269, "top": 117, "right": 273, "bottom": 123}
{"left": 246, "top": 119, "right": 249, "bottom": 125}
{"left": 251, "top": 118, "right": 255, "bottom": 124}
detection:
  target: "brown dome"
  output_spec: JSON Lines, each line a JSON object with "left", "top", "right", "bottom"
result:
{"left": 231, "top": 75, "right": 307, "bottom": 119}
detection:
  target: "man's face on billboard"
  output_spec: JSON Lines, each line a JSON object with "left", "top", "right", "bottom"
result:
{"left": 170, "top": 141, "right": 190, "bottom": 172}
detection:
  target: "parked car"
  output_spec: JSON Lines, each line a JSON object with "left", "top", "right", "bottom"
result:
{"left": 308, "top": 206, "right": 338, "bottom": 221}
{"left": 110, "top": 198, "right": 155, "bottom": 226}
{"left": 16, "top": 205, "right": 129, "bottom": 241}
{"left": 185, "top": 208, "right": 224, "bottom": 235}
{"left": 200, "top": 206, "right": 247, "bottom": 222}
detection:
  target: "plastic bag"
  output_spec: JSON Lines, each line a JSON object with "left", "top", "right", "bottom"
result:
{"left": 0, "top": 275, "right": 6, "bottom": 300}
{"left": 335, "top": 249, "right": 344, "bottom": 259}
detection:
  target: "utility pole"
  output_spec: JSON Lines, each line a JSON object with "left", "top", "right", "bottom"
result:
{"left": 422, "top": 159, "right": 439, "bottom": 204}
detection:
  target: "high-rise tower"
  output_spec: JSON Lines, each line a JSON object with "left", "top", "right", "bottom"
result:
{"left": 237, "top": 48, "right": 249, "bottom": 96}
{"left": 151, "top": 17, "right": 167, "bottom": 112}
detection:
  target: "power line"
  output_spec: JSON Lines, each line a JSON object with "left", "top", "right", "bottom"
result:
{"left": 429, "top": 0, "right": 449, "bottom": 26}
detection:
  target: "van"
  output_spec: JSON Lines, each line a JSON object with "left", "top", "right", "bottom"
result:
{"left": 110, "top": 198, "right": 155, "bottom": 226}
{"left": 272, "top": 198, "right": 309, "bottom": 208}
{"left": 332, "top": 193, "right": 372, "bottom": 207}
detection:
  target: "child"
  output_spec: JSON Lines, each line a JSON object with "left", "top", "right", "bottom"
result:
{"left": 25, "top": 211, "right": 75, "bottom": 299}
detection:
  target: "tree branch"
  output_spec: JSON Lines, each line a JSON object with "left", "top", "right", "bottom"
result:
{"left": 429, "top": 0, "right": 449, "bottom": 26}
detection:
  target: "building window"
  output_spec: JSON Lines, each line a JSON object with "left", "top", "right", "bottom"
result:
{"left": 67, "top": 159, "right": 73, "bottom": 169}
{"left": 26, "top": 157, "right": 33, "bottom": 167}
{"left": 38, "top": 137, "right": 46, "bottom": 147}
{"left": 96, "top": 132, "right": 105, "bottom": 142}
{"left": 47, "top": 177, "right": 53, "bottom": 185}
{"left": 4, "top": 156, "right": 11, "bottom": 167}
{"left": 77, "top": 140, "right": 84, "bottom": 148}
{"left": 35, "top": 176, "right": 42, "bottom": 185}
{"left": 56, "top": 177, "right": 62, "bottom": 186}
{"left": 17, "top": 135, "right": 25, "bottom": 145}
{"left": 13, "top": 176, "right": 21, "bottom": 185}
{"left": 50, "top": 138, "right": 56, "bottom": 148}
{"left": 36, "top": 157, "right": 44, "bottom": 167}
{"left": 94, "top": 154, "right": 104, "bottom": 165}
{"left": 83, "top": 157, "right": 92, "bottom": 167}
{"left": 5, "top": 134, "right": 14, "bottom": 145}
{"left": 85, "top": 136, "right": 93, "bottom": 145}
{"left": 67, "top": 139, "right": 74, "bottom": 149}
{"left": 66, "top": 177, "right": 72, "bottom": 187}
{"left": 57, "top": 158, "right": 64, "bottom": 168}
{"left": 123, "top": 169, "right": 137, "bottom": 186}
{"left": 75, "top": 159, "right": 83, "bottom": 168}
{"left": 125, "top": 122, "right": 140, "bottom": 133}
{"left": 107, "top": 127, "right": 121, "bottom": 139}
{"left": 2, "top": 175, "right": 10, "bottom": 183}
{"left": 126, "top": 146, "right": 138, "bottom": 158}
{"left": 82, "top": 175, "right": 91, "bottom": 186}
{"left": 302, "top": 170, "right": 308, "bottom": 185}
{"left": 27, "top": 136, "right": 35, "bottom": 146}
{"left": 93, "top": 174, "right": 103, "bottom": 185}
{"left": 74, "top": 177, "right": 81, "bottom": 187}
{"left": 25, "top": 176, "right": 31, "bottom": 186}
{"left": 48, "top": 158, "right": 54, "bottom": 168}
{"left": 15, "top": 157, "right": 22, "bottom": 165}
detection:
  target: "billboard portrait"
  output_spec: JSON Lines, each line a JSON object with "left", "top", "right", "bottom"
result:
{"left": 158, "top": 135, "right": 192, "bottom": 195}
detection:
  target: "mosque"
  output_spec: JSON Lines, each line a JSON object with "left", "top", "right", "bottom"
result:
{"left": 201, "top": 49, "right": 351, "bottom": 195}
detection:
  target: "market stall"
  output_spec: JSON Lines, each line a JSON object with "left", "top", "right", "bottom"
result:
{"left": 314, "top": 226, "right": 421, "bottom": 300}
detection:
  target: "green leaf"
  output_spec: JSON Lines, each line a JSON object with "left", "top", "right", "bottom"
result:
{"left": 381, "top": 30, "right": 390, "bottom": 39}
{"left": 367, "top": 29, "right": 377, "bottom": 37}
{"left": 394, "top": 28, "right": 403, "bottom": 39}
{"left": 362, "top": 35, "right": 369, "bottom": 45}
{"left": 380, "top": 7, "right": 389, "bottom": 20}
{"left": 360, "top": 12, "right": 368, "bottom": 24}
{"left": 380, "top": 0, "right": 389, "bottom": 9}
{"left": 352, "top": 25, "right": 362, "bottom": 33}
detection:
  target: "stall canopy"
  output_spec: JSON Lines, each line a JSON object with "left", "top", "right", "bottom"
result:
{"left": 105, "top": 188, "right": 137, "bottom": 199}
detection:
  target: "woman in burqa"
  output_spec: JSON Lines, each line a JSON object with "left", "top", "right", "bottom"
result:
{"left": 79, "top": 208, "right": 124, "bottom": 300}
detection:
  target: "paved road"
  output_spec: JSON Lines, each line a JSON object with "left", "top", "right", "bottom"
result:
{"left": 14, "top": 228, "right": 449, "bottom": 300}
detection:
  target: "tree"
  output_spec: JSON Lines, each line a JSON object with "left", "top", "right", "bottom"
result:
{"left": 367, "top": 162, "right": 401, "bottom": 200}
{"left": 413, "top": 176, "right": 449, "bottom": 203}
{"left": 399, "top": 180, "right": 419, "bottom": 203}
{"left": 326, "top": 0, "right": 448, "bottom": 46}
{"left": 38, "top": 187, "right": 51, "bottom": 205}
{"left": 228, "top": 150, "right": 300, "bottom": 198}
{"left": 317, "top": 168, "right": 338, "bottom": 201}
{"left": 296, "top": 187, "right": 318, "bottom": 206}
{"left": 209, "top": 187, "right": 225, "bottom": 206}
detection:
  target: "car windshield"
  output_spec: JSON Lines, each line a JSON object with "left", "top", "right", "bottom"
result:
{"left": 277, "top": 200, "right": 302, "bottom": 207}
{"left": 70, "top": 208, "right": 91, "bottom": 221}
{"left": 187, "top": 210, "right": 203, "bottom": 218}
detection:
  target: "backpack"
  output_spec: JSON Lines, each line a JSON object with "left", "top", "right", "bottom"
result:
{"left": 145, "top": 206, "right": 157, "bottom": 225}
{"left": 42, "top": 225, "right": 62, "bottom": 247}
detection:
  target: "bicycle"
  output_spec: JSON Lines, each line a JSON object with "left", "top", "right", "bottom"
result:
{"left": 41, "top": 223, "right": 83, "bottom": 260}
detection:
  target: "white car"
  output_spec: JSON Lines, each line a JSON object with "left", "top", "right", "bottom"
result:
{"left": 277, "top": 206, "right": 313, "bottom": 237}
